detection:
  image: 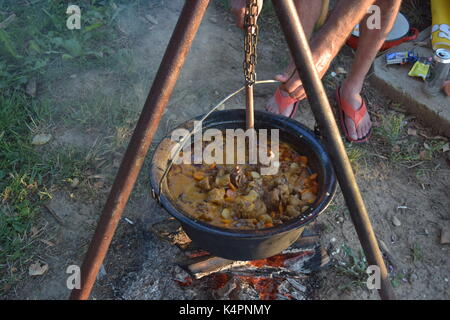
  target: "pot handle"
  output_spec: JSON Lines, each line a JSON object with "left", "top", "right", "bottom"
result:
{"left": 153, "top": 80, "right": 279, "bottom": 203}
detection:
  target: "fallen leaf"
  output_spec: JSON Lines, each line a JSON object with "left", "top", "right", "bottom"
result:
{"left": 0, "top": 14, "right": 16, "bottom": 28}
{"left": 30, "top": 226, "right": 39, "bottom": 237}
{"left": 407, "top": 128, "right": 417, "bottom": 136}
{"left": 2, "top": 284, "right": 12, "bottom": 293}
{"left": 39, "top": 239, "right": 55, "bottom": 247}
{"left": 419, "top": 150, "right": 427, "bottom": 160}
{"left": 392, "top": 216, "right": 401, "bottom": 227}
{"left": 336, "top": 67, "right": 347, "bottom": 74}
{"left": 93, "top": 181, "right": 104, "bottom": 189}
{"left": 441, "top": 228, "right": 450, "bottom": 244}
{"left": 145, "top": 14, "right": 158, "bottom": 25}
{"left": 32, "top": 134, "right": 52, "bottom": 146}
{"left": 392, "top": 145, "right": 401, "bottom": 153}
{"left": 70, "top": 177, "right": 80, "bottom": 188}
{"left": 26, "top": 78, "right": 37, "bottom": 97}
{"left": 29, "top": 261, "right": 49, "bottom": 276}
{"left": 88, "top": 174, "right": 105, "bottom": 179}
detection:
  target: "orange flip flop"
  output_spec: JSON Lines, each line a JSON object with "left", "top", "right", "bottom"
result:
{"left": 269, "top": 87, "right": 301, "bottom": 118}
{"left": 335, "top": 86, "right": 371, "bottom": 143}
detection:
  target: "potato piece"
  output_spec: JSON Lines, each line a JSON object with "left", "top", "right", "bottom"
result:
{"left": 242, "top": 190, "right": 258, "bottom": 202}
{"left": 301, "top": 191, "right": 316, "bottom": 203}
{"left": 250, "top": 171, "right": 260, "bottom": 179}
{"left": 221, "top": 208, "right": 232, "bottom": 220}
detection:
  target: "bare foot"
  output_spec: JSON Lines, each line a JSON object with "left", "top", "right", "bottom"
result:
{"left": 339, "top": 81, "right": 372, "bottom": 141}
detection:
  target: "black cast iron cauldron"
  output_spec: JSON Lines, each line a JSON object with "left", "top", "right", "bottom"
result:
{"left": 150, "top": 109, "right": 336, "bottom": 261}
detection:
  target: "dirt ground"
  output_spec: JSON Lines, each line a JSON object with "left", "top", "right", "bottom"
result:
{"left": 6, "top": 0, "right": 449, "bottom": 300}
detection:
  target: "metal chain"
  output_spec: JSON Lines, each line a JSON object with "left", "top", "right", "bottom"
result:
{"left": 243, "top": 0, "right": 259, "bottom": 86}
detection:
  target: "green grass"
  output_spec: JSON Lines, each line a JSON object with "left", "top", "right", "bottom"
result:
{"left": 373, "top": 113, "right": 446, "bottom": 165}
{"left": 410, "top": 242, "right": 423, "bottom": 264}
{"left": 0, "top": 0, "right": 141, "bottom": 90}
{"left": 0, "top": 0, "right": 148, "bottom": 293}
{"left": 375, "top": 113, "right": 405, "bottom": 148}
{"left": 334, "top": 244, "right": 369, "bottom": 291}
{"left": 0, "top": 90, "right": 102, "bottom": 293}
{"left": 0, "top": 91, "right": 52, "bottom": 291}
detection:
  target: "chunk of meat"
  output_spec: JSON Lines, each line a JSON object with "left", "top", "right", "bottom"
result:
{"left": 277, "top": 184, "right": 290, "bottom": 202}
{"left": 215, "top": 174, "right": 231, "bottom": 188}
{"left": 197, "top": 177, "right": 211, "bottom": 191}
{"left": 286, "top": 205, "right": 299, "bottom": 217}
{"left": 237, "top": 197, "right": 266, "bottom": 220}
{"left": 288, "top": 194, "right": 305, "bottom": 207}
{"left": 254, "top": 199, "right": 267, "bottom": 216}
{"left": 230, "top": 166, "right": 247, "bottom": 188}
{"left": 246, "top": 179, "right": 263, "bottom": 196}
{"left": 196, "top": 203, "right": 216, "bottom": 221}
{"left": 207, "top": 188, "right": 225, "bottom": 204}
{"left": 267, "top": 188, "right": 280, "bottom": 208}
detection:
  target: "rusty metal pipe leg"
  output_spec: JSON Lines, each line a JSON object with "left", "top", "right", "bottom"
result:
{"left": 271, "top": 0, "right": 396, "bottom": 300}
{"left": 69, "top": 0, "right": 210, "bottom": 300}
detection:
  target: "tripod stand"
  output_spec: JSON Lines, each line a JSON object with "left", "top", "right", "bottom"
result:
{"left": 69, "top": 0, "right": 396, "bottom": 300}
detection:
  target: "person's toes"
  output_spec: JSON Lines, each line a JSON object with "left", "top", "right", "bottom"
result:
{"left": 361, "top": 118, "right": 371, "bottom": 138}
{"left": 268, "top": 105, "right": 277, "bottom": 114}
{"left": 356, "top": 124, "right": 363, "bottom": 140}
{"left": 265, "top": 97, "right": 278, "bottom": 114}
{"left": 362, "top": 122, "right": 369, "bottom": 138}
{"left": 345, "top": 118, "right": 358, "bottom": 141}
{"left": 281, "top": 105, "right": 293, "bottom": 117}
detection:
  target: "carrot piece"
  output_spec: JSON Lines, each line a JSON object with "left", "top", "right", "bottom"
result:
{"left": 228, "top": 182, "right": 237, "bottom": 191}
{"left": 295, "top": 156, "right": 308, "bottom": 165}
{"left": 209, "top": 163, "right": 217, "bottom": 169}
{"left": 264, "top": 223, "right": 274, "bottom": 228}
{"left": 193, "top": 171, "right": 205, "bottom": 181}
{"left": 221, "top": 219, "right": 232, "bottom": 224}
{"left": 309, "top": 173, "right": 318, "bottom": 180}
